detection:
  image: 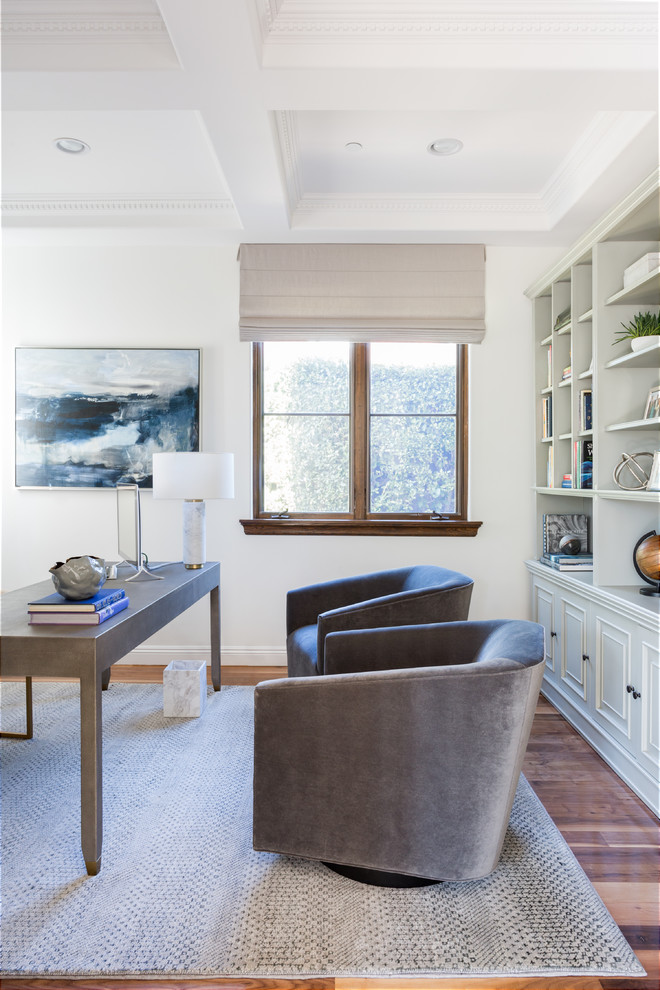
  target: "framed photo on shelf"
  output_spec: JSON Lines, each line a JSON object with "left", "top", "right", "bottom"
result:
{"left": 644, "top": 384, "right": 660, "bottom": 421}
{"left": 15, "top": 347, "right": 200, "bottom": 489}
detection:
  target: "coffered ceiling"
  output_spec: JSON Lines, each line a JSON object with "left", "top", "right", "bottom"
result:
{"left": 2, "top": 0, "right": 658, "bottom": 244}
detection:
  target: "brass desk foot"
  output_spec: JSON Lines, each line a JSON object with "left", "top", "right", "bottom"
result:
{"left": 1, "top": 676, "right": 33, "bottom": 739}
{"left": 85, "top": 857, "right": 101, "bottom": 876}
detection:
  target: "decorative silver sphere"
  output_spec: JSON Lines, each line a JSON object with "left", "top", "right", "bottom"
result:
{"left": 559, "top": 535, "right": 582, "bottom": 555}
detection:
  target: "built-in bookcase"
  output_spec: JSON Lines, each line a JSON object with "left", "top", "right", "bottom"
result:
{"left": 525, "top": 171, "right": 660, "bottom": 816}
{"left": 529, "top": 174, "right": 660, "bottom": 587}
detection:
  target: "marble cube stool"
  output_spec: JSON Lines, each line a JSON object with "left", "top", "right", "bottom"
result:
{"left": 163, "top": 659, "right": 207, "bottom": 718}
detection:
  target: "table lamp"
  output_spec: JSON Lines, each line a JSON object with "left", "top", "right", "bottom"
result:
{"left": 152, "top": 452, "right": 235, "bottom": 568}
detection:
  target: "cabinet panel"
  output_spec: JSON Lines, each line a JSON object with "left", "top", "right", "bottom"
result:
{"left": 639, "top": 636, "right": 660, "bottom": 778}
{"left": 533, "top": 579, "right": 555, "bottom": 674}
{"left": 560, "top": 596, "right": 588, "bottom": 702}
{"left": 594, "top": 612, "right": 632, "bottom": 749}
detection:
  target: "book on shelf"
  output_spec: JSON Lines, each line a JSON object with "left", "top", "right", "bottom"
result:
{"left": 542, "top": 395, "right": 552, "bottom": 439}
{"left": 542, "top": 513, "right": 590, "bottom": 554}
{"left": 28, "top": 587, "right": 126, "bottom": 613}
{"left": 573, "top": 439, "right": 593, "bottom": 489}
{"left": 28, "top": 597, "right": 129, "bottom": 625}
{"left": 554, "top": 307, "right": 571, "bottom": 331}
{"left": 561, "top": 474, "right": 573, "bottom": 489}
{"left": 579, "top": 389, "right": 592, "bottom": 432}
{"left": 561, "top": 366, "right": 571, "bottom": 381}
{"left": 540, "top": 555, "right": 593, "bottom": 572}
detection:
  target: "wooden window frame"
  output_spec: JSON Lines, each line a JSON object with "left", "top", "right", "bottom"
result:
{"left": 240, "top": 342, "right": 481, "bottom": 536}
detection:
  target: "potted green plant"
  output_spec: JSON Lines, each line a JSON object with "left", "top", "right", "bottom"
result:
{"left": 614, "top": 311, "right": 660, "bottom": 352}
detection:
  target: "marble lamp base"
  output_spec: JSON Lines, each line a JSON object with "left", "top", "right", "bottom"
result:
{"left": 163, "top": 659, "right": 207, "bottom": 718}
{"left": 182, "top": 500, "right": 206, "bottom": 569}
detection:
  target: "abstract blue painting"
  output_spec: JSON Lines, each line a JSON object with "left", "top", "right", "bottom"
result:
{"left": 15, "top": 348, "right": 200, "bottom": 488}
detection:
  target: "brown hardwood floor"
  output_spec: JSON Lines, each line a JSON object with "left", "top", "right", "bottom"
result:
{"left": 3, "top": 666, "right": 658, "bottom": 990}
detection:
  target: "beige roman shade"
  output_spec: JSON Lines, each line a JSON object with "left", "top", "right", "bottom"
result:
{"left": 238, "top": 243, "right": 486, "bottom": 343}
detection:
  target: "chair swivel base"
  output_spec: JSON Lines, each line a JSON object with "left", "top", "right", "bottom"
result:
{"left": 323, "top": 861, "right": 440, "bottom": 887}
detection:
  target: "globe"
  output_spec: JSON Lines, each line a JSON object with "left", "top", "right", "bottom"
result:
{"left": 633, "top": 531, "right": 660, "bottom": 597}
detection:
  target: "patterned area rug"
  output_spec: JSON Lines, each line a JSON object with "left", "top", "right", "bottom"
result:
{"left": 0, "top": 681, "right": 644, "bottom": 979}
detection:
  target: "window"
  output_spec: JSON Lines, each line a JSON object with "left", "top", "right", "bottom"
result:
{"left": 241, "top": 341, "right": 481, "bottom": 536}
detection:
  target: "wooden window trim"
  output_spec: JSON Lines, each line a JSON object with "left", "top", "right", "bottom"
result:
{"left": 241, "top": 342, "right": 482, "bottom": 537}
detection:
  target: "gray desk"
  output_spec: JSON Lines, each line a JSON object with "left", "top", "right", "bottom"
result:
{"left": 0, "top": 562, "right": 221, "bottom": 874}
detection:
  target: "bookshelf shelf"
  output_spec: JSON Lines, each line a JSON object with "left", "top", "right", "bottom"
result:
{"left": 604, "top": 338, "right": 660, "bottom": 369}
{"left": 597, "top": 488, "right": 660, "bottom": 503}
{"left": 605, "top": 416, "right": 660, "bottom": 432}
{"left": 604, "top": 267, "right": 660, "bottom": 306}
{"left": 534, "top": 487, "right": 594, "bottom": 497}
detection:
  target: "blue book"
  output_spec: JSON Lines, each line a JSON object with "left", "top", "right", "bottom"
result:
{"left": 28, "top": 587, "right": 126, "bottom": 613}
{"left": 28, "top": 597, "right": 129, "bottom": 625}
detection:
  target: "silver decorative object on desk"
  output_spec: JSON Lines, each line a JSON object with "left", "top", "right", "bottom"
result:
{"left": 49, "top": 555, "right": 106, "bottom": 600}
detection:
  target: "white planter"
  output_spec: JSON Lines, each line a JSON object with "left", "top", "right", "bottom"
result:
{"left": 163, "top": 659, "right": 207, "bottom": 717}
{"left": 630, "top": 336, "right": 660, "bottom": 352}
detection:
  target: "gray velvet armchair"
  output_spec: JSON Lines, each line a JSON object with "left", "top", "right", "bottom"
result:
{"left": 286, "top": 565, "right": 474, "bottom": 678}
{"left": 253, "top": 619, "right": 545, "bottom": 885}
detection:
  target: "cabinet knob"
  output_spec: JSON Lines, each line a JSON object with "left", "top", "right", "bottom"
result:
{"left": 626, "top": 684, "right": 634, "bottom": 693}
{"left": 582, "top": 654, "right": 589, "bottom": 662}
{"left": 550, "top": 630, "right": 557, "bottom": 638}
{"left": 626, "top": 684, "right": 641, "bottom": 700}
{"left": 633, "top": 690, "right": 641, "bottom": 700}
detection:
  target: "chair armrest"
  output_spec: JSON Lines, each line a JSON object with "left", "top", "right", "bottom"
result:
{"left": 286, "top": 569, "right": 409, "bottom": 636}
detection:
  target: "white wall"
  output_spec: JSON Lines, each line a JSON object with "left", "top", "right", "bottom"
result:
{"left": 2, "top": 241, "right": 561, "bottom": 665}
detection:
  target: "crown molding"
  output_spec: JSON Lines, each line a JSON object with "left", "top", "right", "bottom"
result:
{"left": 257, "top": 0, "right": 657, "bottom": 43}
{"left": 525, "top": 168, "right": 660, "bottom": 297}
{"left": 1, "top": 198, "right": 237, "bottom": 217}
{"left": 541, "top": 111, "right": 656, "bottom": 223}
{"left": 276, "top": 108, "right": 655, "bottom": 230}
{"left": 293, "top": 194, "right": 546, "bottom": 216}
{"left": 1, "top": 0, "right": 169, "bottom": 44}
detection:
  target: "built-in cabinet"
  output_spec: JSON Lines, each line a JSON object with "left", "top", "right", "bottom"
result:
{"left": 529, "top": 565, "right": 659, "bottom": 813}
{"left": 525, "top": 171, "right": 660, "bottom": 816}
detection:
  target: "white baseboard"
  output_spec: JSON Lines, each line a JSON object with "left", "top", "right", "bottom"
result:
{"left": 116, "top": 646, "right": 286, "bottom": 667}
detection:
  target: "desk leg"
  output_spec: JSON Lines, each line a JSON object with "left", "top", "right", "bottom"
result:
{"left": 210, "top": 584, "right": 221, "bottom": 692}
{"left": 80, "top": 672, "right": 103, "bottom": 875}
{"left": 1, "top": 677, "right": 33, "bottom": 739}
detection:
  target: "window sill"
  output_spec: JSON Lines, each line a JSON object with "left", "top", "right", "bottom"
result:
{"left": 240, "top": 518, "right": 483, "bottom": 537}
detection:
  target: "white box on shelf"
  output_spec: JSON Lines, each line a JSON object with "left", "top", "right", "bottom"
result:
{"left": 163, "top": 659, "right": 207, "bottom": 717}
{"left": 623, "top": 253, "right": 660, "bottom": 287}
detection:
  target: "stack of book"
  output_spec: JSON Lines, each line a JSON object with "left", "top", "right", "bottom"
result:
{"left": 541, "top": 552, "right": 593, "bottom": 572}
{"left": 573, "top": 439, "right": 593, "bottom": 489}
{"left": 27, "top": 587, "right": 129, "bottom": 625}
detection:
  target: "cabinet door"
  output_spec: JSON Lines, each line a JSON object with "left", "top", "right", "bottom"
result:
{"left": 593, "top": 608, "right": 633, "bottom": 753}
{"left": 559, "top": 594, "right": 589, "bottom": 703}
{"left": 532, "top": 578, "right": 556, "bottom": 677}
{"left": 637, "top": 632, "right": 660, "bottom": 779}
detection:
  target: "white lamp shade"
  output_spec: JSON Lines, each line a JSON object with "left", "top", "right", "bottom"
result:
{"left": 152, "top": 452, "right": 234, "bottom": 500}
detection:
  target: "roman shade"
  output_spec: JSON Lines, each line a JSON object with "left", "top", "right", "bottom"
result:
{"left": 238, "top": 243, "right": 486, "bottom": 343}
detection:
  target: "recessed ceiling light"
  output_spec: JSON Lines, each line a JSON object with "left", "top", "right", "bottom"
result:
{"left": 427, "top": 138, "right": 463, "bottom": 156}
{"left": 344, "top": 142, "right": 363, "bottom": 152}
{"left": 54, "top": 138, "right": 90, "bottom": 155}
